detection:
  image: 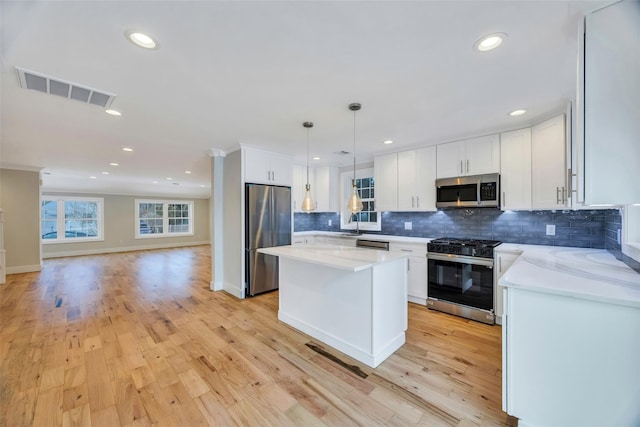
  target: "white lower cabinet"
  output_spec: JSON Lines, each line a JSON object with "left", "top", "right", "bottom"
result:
{"left": 391, "top": 242, "right": 428, "bottom": 304}
{"left": 494, "top": 250, "right": 521, "bottom": 324}
{"left": 502, "top": 286, "right": 640, "bottom": 426}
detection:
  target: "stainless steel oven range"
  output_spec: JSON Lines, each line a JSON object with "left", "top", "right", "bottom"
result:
{"left": 426, "top": 238, "right": 501, "bottom": 325}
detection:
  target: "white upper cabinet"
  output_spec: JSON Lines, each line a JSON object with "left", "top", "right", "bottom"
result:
{"left": 244, "top": 147, "right": 293, "bottom": 186}
{"left": 436, "top": 135, "right": 500, "bottom": 178}
{"left": 398, "top": 147, "right": 437, "bottom": 211}
{"left": 374, "top": 152, "right": 398, "bottom": 212}
{"left": 375, "top": 147, "right": 436, "bottom": 212}
{"left": 531, "top": 114, "right": 568, "bottom": 209}
{"left": 314, "top": 165, "right": 339, "bottom": 212}
{"left": 575, "top": 0, "right": 640, "bottom": 205}
{"left": 500, "top": 128, "right": 532, "bottom": 211}
{"left": 292, "top": 164, "right": 314, "bottom": 212}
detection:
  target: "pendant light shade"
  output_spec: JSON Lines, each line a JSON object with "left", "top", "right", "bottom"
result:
{"left": 347, "top": 103, "right": 363, "bottom": 214}
{"left": 301, "top": 121, "right": 315, "bottom": 212}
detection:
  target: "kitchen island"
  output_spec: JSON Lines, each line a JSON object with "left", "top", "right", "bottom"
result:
{"left": 258, "top": 244, "right": 408, "bottom": 368}
{"left": 499, "top": 245, "right": 640, "bottom": 427}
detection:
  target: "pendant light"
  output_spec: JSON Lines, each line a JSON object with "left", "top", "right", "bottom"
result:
{"left": 301, "top": 121, "right": 315, "bottom": 212}
{"left": 346, "top": 103, "right": 363, "bottom": 214}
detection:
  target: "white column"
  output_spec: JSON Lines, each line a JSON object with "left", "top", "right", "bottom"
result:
{"left": 210, "top": 149, "right": 226, "bottom": 291}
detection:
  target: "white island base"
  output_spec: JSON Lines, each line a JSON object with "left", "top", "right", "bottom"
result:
{"left": 260, "top": 245, "right": 408, "bottom": 368}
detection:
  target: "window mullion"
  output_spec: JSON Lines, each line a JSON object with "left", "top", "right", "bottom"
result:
{"left": 164, "top": 202, "right": 169, "bottom": 236}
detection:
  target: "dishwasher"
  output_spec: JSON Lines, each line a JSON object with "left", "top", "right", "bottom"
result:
{"left": 356, "top": 239, "right": 390, "bottom": 251}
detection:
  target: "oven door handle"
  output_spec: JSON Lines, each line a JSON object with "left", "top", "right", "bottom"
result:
{"left": 427, "top": 253, "right": 494, "bottom": 268}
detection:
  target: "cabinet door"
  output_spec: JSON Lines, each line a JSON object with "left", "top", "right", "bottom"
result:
{"left": 314, "top": 166, "right": 339, "bottom": 212}
{"left": 408, "top": 256, "right": 428, "bottom": 302}
{"left": 532, "top": 115, "right": 567, "bottom": 209}
{"left": 465, "top": 134, "right": 500, "bottom": 176}
{"left": 500, "top": 128, "right": 532, "bottom": 210}
{"left": 269, "top": 153, "right": 293, "bottom": 186}
{"left": 397, "top": 150, "right": 417, "bottom": 210}
{"left": 374, "top": 153, "right": 398, "bottom": 211}
{"left": 494, "top": 251, "right": 520, "bottom": 324}
{"left": 581, "top": 1, "right": 640, "bottom": 205}
{"left": 244, "top": 147, "right": 272, "bottom": 184}
{"left": 436, "top": 140, "right": 465, "bottom": 178}
{"left": 414, "top": 146, "right": 437, "bottom": 211}
{"left": 292, "top": 165, "right": 306, "bottom": 212}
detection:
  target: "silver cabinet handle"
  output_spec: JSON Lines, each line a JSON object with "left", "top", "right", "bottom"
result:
{"left": 416, "top": 196, "right": 420, "bottom": 208}
{"left": 460, "top": 160, "right": 463, "bottom": 174}
{"left": 556, "top": 187, "right": 561, "bottom": 204}
{"left": 466, "top": 159, "right": 469, "bottom": 173}
{"left": 502, "top": 191, "right": 506, "bottom": 208}
{"left": 499, "top": 257, "right": 502, "bottom": 273}
{"left": 562, "top": 187, "right": 567, "bottom": 204}
{"left": 407, "top": 258, "right": 411, "bottom": 271}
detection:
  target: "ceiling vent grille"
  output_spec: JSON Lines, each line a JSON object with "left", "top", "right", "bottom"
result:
{"left": 15, "top": 66, "right": 116, "bottom": 108}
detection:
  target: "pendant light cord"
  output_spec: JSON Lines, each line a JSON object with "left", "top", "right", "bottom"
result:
{"left": 352, "top": 109, "right": 356, "bottom": 184}
{"left": 306, "top": 127, "right": 310, "bottom": 186}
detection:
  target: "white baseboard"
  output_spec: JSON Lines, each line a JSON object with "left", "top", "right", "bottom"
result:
{"left": 42, "top": 241, "right": 210, "bottom": 259}
{"left": 223, "top": 282, "right": 244, "bottom": 299}
{"left": 6, "top": 263, "right": 42, "bottom": 274}
{"left": 210, "top": 280, "right": 224, "bottom": 291}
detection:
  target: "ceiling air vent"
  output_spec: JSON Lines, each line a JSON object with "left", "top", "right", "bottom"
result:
{"left": 334, "top": 150, "right": 351, "bottom": 156}
{"left": 15, "top": 66, "right": 115, "bottom": 108}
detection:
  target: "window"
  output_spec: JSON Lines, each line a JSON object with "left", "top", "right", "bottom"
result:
{"left": 41, "top": 196, "right": 103, "bottom": 243}
{"left": 135, "top": 199, "right": 194, "bottom": 238}
{"left": 623, "top": 204, "right": 640, "bottom": 263}
{"left": 340, "top": 168, "right": 382, "bottom": 231}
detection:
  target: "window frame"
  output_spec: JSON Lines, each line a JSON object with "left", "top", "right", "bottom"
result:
{"left": 41, "top": 196, "right": 104, "bottom": 244}
{"left": 339, "top": 167, "right": 382, "bottom": 232}
{"left": 623, "top": 204, "right": 640, "bottom": 263}
{"left": 135, "top": 199, "right": 194, "bottom": 239}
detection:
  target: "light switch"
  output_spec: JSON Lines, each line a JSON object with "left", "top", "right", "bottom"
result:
{"left": 404, "top": 222, "right": 412, "bottom": 230}
{"left": 328, "top": 219, "right": 332, "bottom": 226}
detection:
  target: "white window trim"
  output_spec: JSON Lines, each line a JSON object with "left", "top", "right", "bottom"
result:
{"left": 339, "top": 167, "right": 382, "bottom": 232}
{"left": 622, "top": 204, "right": 640, "bottom": 263}
{"left": 41, "top": 196, "right": 104, "bottom": 244}
{"left": 135, "top": 199, "right": 194, "bottom": 239}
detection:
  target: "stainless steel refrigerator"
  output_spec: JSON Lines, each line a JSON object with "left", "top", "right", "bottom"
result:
{"left": 245, "top": 183, "right": 292, "bottom": 297}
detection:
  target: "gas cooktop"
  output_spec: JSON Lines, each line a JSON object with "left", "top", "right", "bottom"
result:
{"left": 427, "top": 237, "right": 502, "bottom": 258}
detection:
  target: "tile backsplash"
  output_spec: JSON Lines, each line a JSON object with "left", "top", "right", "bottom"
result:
{"left": 295, "top": 209, "right": 620, "bottom": 249}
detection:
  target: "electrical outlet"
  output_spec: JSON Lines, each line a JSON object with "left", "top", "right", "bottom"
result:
{"left": 404, "top": 222, "right": 412, "bottom": 230}
{"left": 546, "top": 224, "right": 556, "bottom": 236}
{"left": 328, "top": 219, "right": 332, "bottom": 226}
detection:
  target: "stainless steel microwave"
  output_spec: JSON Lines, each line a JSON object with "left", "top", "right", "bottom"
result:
{"left": 435, "top": 173, "right": 500, "bottom": 208}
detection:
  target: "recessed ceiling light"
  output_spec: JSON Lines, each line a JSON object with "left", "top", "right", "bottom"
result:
{"left": 200, "top": 185, "right": 206, "bottom": 188}
{"left": 89, "top": 176, "right": 97, "bottom": 179}
{"left": 383, "top": 140, "right": 393, "bottom": 145}
{"left": 122, "top": 147, "right": 133, "bottom": 152}
{"left": 166, "top": 177, "right": 173, "bottom": 180}
{"left": 185, "top": 170, "right": 191, "bottom": 174}
{"left": 125, "top": 30, "right": 158, "bottom": 49}
{"left": 102, "top": 171, "right": 109, "bottom": 175}
{"left": 109, "top": 162, "right": 119, "bottom": 166}
{"left": 152, "top": 181, "right": 158, "bottom": 184}
{"left": 509, "top": 109, "right": 526, "bottom": 116}
{"left": 313, "top": 157, "right": 320, "bottom": 160}
{"left": 105, "top": 109, "right": 121, "bottom": 116}
{"left": 474, "top": 32, "right": 507, "bottom": 52}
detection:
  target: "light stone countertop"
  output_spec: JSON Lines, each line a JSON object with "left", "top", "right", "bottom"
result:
{"left": 293, "top": 231, "right": 431, "bottom": 245}
{"left": 258, "top": 244, "right": 408, "bottom": 272}
{"left": 497, "top": 243, "right": 640, "bottom": 308}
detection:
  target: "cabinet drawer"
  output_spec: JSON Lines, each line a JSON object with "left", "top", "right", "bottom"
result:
{"left": 390, "top": 242, "right": 427, "bottom": 256}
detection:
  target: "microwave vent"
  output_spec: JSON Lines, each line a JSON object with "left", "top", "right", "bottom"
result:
{"left": 15, "top": 66, "right": 116, "bottom": 108}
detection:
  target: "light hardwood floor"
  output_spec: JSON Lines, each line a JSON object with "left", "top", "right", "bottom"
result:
{"left": 1, "top": 245, "right": 516, "bottom": 427}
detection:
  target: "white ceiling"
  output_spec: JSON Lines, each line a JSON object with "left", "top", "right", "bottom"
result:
{"left": 0, "top": 0, "right": 611, "bottom": 198}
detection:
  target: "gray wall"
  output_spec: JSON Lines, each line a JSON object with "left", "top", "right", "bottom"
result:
{"left": 42, "top": 192, "right": 210, "bottom": 258}
{"left": 0, "top": 168, "right": 42, "bottom": 273}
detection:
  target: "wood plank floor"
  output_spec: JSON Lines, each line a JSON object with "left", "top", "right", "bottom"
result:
{"left": 1, "top": 245, "right": 515, "bottom": 427}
